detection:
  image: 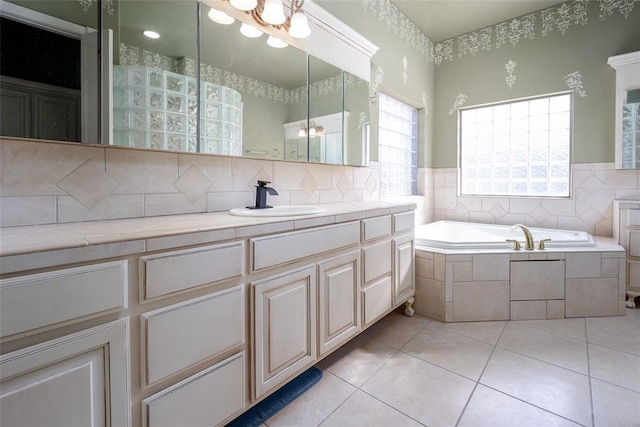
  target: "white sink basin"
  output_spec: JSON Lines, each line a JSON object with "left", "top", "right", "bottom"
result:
{"left": 229, "top": 205, "right": 325, "bottom": 217}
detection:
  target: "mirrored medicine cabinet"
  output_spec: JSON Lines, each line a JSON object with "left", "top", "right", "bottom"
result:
{"left": 608, "top": 51, "right": 640, "bottom": 170}
{"left": 0, "top": 0, "right": 375, "bottom": 166}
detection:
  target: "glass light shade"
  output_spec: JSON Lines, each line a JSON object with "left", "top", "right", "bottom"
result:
{"left": 240, "top": 23, "right": 263, "bottom": 38}
{"left": 267, "top": 35, "right": 287, "bottom": 48}
{"left": 261, "top": 0, "right": 286, "bottom": 25}
{"left": 230, "top": 0, "right": 257, "bottom": 11}
{"left": 309, "top": 126, "right": 317, "bottom": 137}
{"left": 208, "top": 8, "right": 234, "bottom": 25}
{"left": 298, "top": 127, "right": 306, "bottom": 137}
{"left": 288, "top": 11, "right": 310, "bottom": 39}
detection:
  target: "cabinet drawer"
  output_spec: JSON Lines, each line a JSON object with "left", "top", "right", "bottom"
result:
{"left": 252, "top": 222, "right": 359, "bottom": 271}
{"left": 629, "top": 260, "right": 640, "bottom": 286}
{"left": 393, "top": 211, "right": 415, "bottom": 234}
{"left": 142, "top": 285, "right": 244, "bottom": 385}
{"left": 143, "top": 352, "right": 245, "bottom": 427}
{"left": 362, "top": 240, "right": 392, "bottom": 283}
{"left": 362, "top": 216, "right": 391, "bottom": 242}
{"left": 629, "top": 231, "right": 640, "bottom": 257}
{"left": 628, "top": 209, "right": 640, "bottom": 226}
{"left": 0, "top": 260, "right": 127, "bottom": 338}
{"left": 362, "top": 276, "right": 392, "bottom": 326}
{"left": 140, "top": 242, "right": 244, "bottom": 301}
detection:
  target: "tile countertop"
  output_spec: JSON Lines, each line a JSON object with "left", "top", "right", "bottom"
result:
{"left": 0, "top": 201, "right": 417, "bottom": 258}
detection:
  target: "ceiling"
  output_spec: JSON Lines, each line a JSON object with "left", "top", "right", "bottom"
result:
{"left": 389, "top": 0, "right": 566, "bottom": 42}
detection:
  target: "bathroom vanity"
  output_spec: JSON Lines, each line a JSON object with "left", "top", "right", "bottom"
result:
{"left": 0, "top": 201, "right": 415, "bottom": 426}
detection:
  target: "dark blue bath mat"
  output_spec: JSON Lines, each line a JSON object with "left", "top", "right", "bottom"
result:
{"left": 225, "top": 367, "right": 323, "bottom": 427}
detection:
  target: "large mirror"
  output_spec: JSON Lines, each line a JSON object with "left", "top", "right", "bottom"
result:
{"left": 0, "top": 0, "right": 370, "bottom": 166}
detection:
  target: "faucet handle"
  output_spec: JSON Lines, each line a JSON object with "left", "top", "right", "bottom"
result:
{"left": 537, "top": 238, "right": 552, "bottom": 250}
{"left": 257, "top": 180, "right": 271, "bottom": 187}
{"left": 506, "top": 239, "right": 521, "bottom": 250}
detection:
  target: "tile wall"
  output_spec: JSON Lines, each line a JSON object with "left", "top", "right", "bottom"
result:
{"left": 428, "top": 164, "right": 640, "bottom": 237}
{"left": 0, "top": 138, "right": 426, "bottom": 228}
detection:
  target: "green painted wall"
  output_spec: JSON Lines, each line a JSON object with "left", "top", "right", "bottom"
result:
{"left": 317, "top": 0, "right": 435, "bottom": 168}
{"left": 433, "top": 2, "right": 640, "bottom": 168}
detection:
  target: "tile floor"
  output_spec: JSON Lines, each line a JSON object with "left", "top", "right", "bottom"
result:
{"left": 264, "top": 308, "right": 640, "bottom": 427}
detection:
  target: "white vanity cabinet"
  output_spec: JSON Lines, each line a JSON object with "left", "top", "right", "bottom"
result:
{"left": 0, "top": 202, "right": 416, "bottom": 426}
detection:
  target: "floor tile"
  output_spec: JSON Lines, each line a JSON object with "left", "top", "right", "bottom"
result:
{"left": 320, "top": 390, "right": 423, "bottom": 427}
{"left": 481, "top": 348, "right": 592, "bottom": 426}
{"left": 498, "top": 323, "right": 589, "bottom": 374}
{"left": 429, "top": 320, "right": 506, "bottom": 345}
{"left": 402, "top": 323, "right": 494, "bottom": 380}
{"left": 360, "top": 311, "right": 429, "bottom": 349}
{"left": 588, "top": 343, "right": 640, "bottom": 392}
{"left": 514, "top": 318, "right": 587, "bottom": 341}
{"left": 317, "top": 335, "right": 397, "bottom": 387}
{"left": 265, "top": 372, "right": 355, "bottom": 427}
{"left": 587, "top": 313, "right": 640, "bottom": 356}
{"left": 591, "top": 378, "right": 640, "bottom": 427}
{"left": 458, "top": 385, "right": 581, "bottom": 427}
{"left": 362, "top": 352, "right": 475, "bottom": 427}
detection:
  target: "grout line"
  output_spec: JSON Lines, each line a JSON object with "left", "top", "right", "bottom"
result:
{"left": 585, "top": 318, "right": 596, "bottom": 427}
{"left": 453, "top": 319, "right": 509, "bottom": 427}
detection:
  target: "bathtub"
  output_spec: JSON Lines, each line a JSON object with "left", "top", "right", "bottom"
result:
{"left": 413, "top": 221, "right": 626, "bottom": 322}
{"left": 415, "top": 220, "right": 596, "bottom": 250}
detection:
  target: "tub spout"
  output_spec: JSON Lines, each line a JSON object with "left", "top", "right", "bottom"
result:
{"left": 510, "top": 224, "right": 534, "bottom": 250}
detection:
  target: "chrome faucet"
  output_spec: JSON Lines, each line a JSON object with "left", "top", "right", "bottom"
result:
{"left": 248, "top": 180, "right": 278, "bottom": 209}
{"left": 509, "top": 224, "right": 535, "bottom": 250}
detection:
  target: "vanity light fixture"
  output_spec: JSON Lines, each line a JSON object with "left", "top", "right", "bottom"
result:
{"left": 142, "top": 30, "right": 160, "bottom": 39}
{"left": 218, "top": 0, "right": 311, "bottom": 40}
{"left": 240, "top": 22, "right": 264, "bottom": 37}
{"left": 267, "top": 35, "right": 287, "bottom": 48}
{"left": 230, "top": 0, "right": 257, "bottom": 11}
{"left": 298, "top": 121, "right": 323, "bottom": 137}
{"left": 208, "top": 7, "right": 235, "bottom": 25}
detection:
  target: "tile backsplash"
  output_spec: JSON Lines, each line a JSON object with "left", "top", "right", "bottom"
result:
{"left": 428, "top": 164, "right": 640, "bottom": 237}
{"left": 3, "top": 137, "right": 637, "bottom": 237}
{"left": 0, "top": 138, "right": 381, "bottom": 227}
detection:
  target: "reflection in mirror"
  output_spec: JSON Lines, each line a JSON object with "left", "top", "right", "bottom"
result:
{"left": 344, "top": 72, "right": 370, "bottom": 166}
{"left": 200, "top": 2, "right": 308, "bottom": 160}
{"left": 113, "top": 0, "right": 198, "bottom": 152}
{"left": 0, "top": 0, "right": 99, "bottom": 143}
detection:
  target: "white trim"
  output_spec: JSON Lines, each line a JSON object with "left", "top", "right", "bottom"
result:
{"left": 0, "top": 0, "right": 92, "bottom": 38}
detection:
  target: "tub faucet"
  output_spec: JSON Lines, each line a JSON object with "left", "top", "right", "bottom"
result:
{"left": 248, "top": 180, "right": 278, "bottom": 209}
{"left": 510, "top": 224, "right": 534, "bottom": 250}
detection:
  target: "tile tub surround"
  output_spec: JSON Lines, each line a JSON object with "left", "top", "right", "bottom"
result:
{"left": 0, "top": 137, "right": 384, "bottom": 227}
{"left": 414, "top": 242, "right": 627, "bottom": 322}
{"left": 429, "top": 164, "right": 640, "bottom": 237}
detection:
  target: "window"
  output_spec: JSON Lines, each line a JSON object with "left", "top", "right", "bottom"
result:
{"left": 378, "top": 93, "right": 418, "bottom": 197}
{"left": 459, "top": 93, "right": 571, "bottom": 197}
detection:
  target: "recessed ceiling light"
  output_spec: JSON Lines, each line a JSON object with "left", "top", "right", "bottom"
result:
{"left": 143, "top": 30, "right": 160, "bottom": 39}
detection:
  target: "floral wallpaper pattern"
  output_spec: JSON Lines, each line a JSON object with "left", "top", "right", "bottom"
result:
{"left": 434, "top": 0, "right": 637, "bottom": 65}
{"left": 565, "top": 71, "right": 587, "bottom": 97}
{"left": 448, "top": 93, "right": 468, "bottom": 115}
{"left": 505, "top": 60, "right": 517, "bottom": 89}
{"left": 362, "top": 0, "right": 434, "bottom": 61}
{"left": 77, "top": 0, "right": 114, "bottom": 14}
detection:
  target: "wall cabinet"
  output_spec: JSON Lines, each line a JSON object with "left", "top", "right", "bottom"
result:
{"left": 0, "top": 205, "right": 415, "bottom": 426}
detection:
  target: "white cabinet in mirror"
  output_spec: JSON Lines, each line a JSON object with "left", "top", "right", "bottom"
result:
{"left": 608, "top": 51, "right": 640, "bottom": 169}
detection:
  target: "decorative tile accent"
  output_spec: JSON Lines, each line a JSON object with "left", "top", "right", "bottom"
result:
{"left": 489, "top": 204, "right": 508, "bottom": 220}
{"left": 336, "top": 173, "right": 353, "bottom": 196}
{"left": 173, "top": 165, "right": 212, "bottom": 204}
{"left": 365, "top": 174, "right": 377, "bottom": 194}
{"left": 248, "top": 169, "right": 272, "bottom": 191}
{"left": 300, "top": 171, "right": 319, "bottom": 198}
{"left": 531, "top": 206, "right": 552, "bottom": 223}
{"left": 56, "top": 160, "right": 119, "bottom": 209}
{"left": 577, "top": 174, "right": 605, "bottom": 194}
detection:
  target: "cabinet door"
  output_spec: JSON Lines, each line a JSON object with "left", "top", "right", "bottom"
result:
{"left": 394, "top": 234, "right": 415, "bottom": 304}
{"left": 318, "top": 251, "right": 361, "bottom": 357}
{"left": 252, "top": 265, "right": 317, "bottom": 400}
{"left": 0, "top": 319, "right": 130, "bottom": 427}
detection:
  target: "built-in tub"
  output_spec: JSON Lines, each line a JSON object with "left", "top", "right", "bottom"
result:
{"left": 413, "top": 221, "right": 626, "bottom": 322}
{"left": 415, "top": 220, "right": 596, "bottom": 250}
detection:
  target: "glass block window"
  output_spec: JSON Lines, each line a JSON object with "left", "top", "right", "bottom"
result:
{"left": 459, "top": 93, "right": 571, "bottom": 197}
{"left": 378, "top": 93, "right": 418, "bottom": 197}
